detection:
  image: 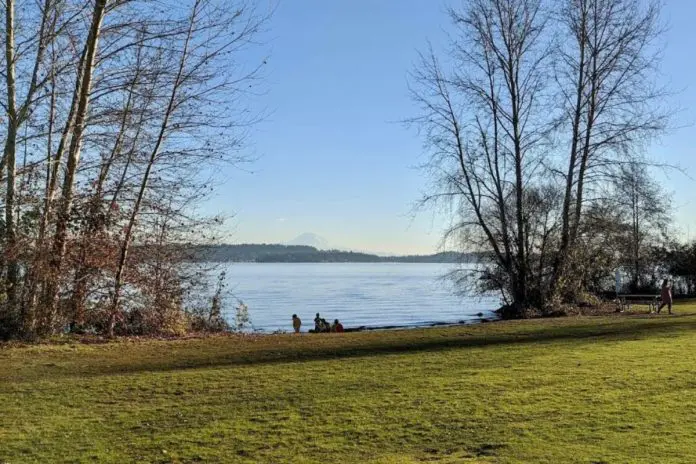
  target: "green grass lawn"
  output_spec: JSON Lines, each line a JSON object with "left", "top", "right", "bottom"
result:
{"left": 2, "top": 303, "right": 696, "bottom": 463}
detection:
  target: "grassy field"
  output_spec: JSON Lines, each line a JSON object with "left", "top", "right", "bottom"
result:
{"left": 2, "top": 303, "right": 696, "bottom": 463}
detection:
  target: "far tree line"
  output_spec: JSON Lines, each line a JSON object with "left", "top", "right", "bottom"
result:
{"left": 186, "top": 244, "right": 469, "bottom": 263}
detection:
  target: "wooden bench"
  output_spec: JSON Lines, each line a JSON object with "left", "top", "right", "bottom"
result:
{"left": 616, "top": 294, "right": 660, "bottom": 313}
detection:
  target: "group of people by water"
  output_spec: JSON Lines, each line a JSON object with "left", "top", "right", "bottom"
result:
{"left": 288, "top": 279, "right": 675, "bottom": 335}
{"left": 291, "top": 313, "right": 344, "bottom": 334}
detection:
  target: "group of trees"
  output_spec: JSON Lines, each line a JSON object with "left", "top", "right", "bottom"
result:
{"left": 0, "top": 0, "right": 685, "bottom": 338}
{"left": 668, "top": 242, "right": 696, "bottom": 295}
{"left": 411, "top": 0, "right": 675, "bottom": 316}
{"left": 0, "top": 0, "right": 266, "bottom": 339}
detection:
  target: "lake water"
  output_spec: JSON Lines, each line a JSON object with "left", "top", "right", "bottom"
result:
{"left": 220, "top": 263, "right": 500, "bottom": 332}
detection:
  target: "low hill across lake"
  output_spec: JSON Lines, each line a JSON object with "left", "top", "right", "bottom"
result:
{"left": 188, "top": 244, "right": 477, "bottom": 263}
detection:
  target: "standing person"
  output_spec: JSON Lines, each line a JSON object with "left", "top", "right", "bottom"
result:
{"left": 314, "top": 313, "right": 322, "bottom": 332}
{"left": 292, "top": 314, "right": 302, "bottom": 334}
{"left": 657, "top": 279, "right": 673, "bottom": 315}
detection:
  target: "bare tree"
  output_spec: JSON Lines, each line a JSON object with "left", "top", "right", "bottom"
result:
{"left": 410, "top": 0, "right": 551, "bottom": 314}
{"left": 411, "top": 0, "right": 669, "bottom": 315}
{"left": 2, "top": 0, "right": 58, "bottom": 327}
{"left": 38, "top": 0, "right": 110, "bottom": 335}
{"left": 0, "top": 0, "right": 268, "bottom": 339}
{"left": 552, "top": 0, "right": 666, "bottom": 298}
{"left": 105, "top": 0, "right": 265, "bottom": 336}
{"left": 612, "top": 160, "right": 671, "bottom": 290}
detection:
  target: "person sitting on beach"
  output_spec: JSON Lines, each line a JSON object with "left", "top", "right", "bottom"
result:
{"left": 333, "top": 319, "right": 344, "bottom": 333}
{"left": 657, "top": 279, "right": 673, "bottom": 315}
{"left": 292, "top": 314, "right": 302, "bottom": 333}
{"left": 320, "top": 318, "right": 330, "bottom": 333}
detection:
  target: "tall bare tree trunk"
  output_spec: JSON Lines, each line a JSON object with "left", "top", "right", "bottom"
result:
{"left": 69, "top": 59, "right": 141, "bottom": 328}
{"left": 3, "top": 0, "right": 19, "bottom": 321}
{"left": 552, "top": 0, "right": 664, "bottom": 302}
{"left": 555, "top": 4, "right": 588, "bottom": 297}
{"left": 1, "top": 0, "right": 56, "bottom": 335}
{"left": 39, "top": 0, "right": 109, "bottom": 335}
{"left": 20, "top": 0, "right": 58, "bottom": 333}
{"left": 509, "top": 66, "right": 527, "bottom": 307}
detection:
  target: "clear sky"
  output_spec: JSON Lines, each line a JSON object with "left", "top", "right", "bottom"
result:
{"left": 206, "top": 0, "right": 696, "bottom": 255}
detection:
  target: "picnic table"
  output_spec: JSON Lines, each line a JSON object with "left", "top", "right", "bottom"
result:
{"left": 616, "top": 294, "right": 660, "bottom": 313}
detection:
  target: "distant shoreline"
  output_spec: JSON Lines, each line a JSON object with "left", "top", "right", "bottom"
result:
{"left": 184, "top": 244, "right": 483, "bottom": 264}
{"left": 217, "top": 261, "right": 462, "bottom": 264}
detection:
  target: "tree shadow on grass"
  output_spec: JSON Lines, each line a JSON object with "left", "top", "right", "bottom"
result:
{"left": 16, "top": 316, "right": 696, "bottom": 381}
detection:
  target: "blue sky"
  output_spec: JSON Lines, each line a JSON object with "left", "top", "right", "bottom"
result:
{"left": 206, "top": 0, "right": 696, "bottom": 255}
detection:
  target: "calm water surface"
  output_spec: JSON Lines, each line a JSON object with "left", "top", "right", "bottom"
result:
{"left": 221, "top": 263, "right": 500, "bottom": 332}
